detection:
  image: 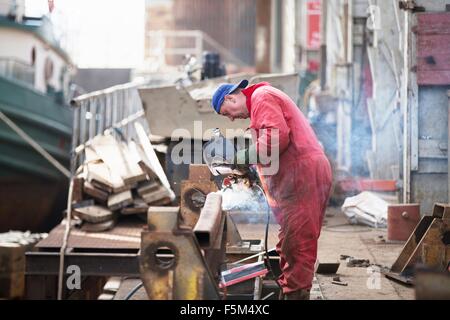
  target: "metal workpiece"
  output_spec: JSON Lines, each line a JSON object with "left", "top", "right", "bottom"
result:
{"left": 180, "top": 180, "right": 218, "bottom": 228}
{"left": 140, "top": 205, "right": 222, "bottom": 300}
{"left": 147, "top": 206, "right": 181, "bottom": 232}
{"left": 180, "top": 164, "right": 219, "bottom": 228}
{"left": 387, "top": 202, "right": 450, "bottom": 284}
{"left": 193, "top": 193, "right": 223, "bottom": 248}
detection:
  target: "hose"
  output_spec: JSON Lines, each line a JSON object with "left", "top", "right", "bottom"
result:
{"left": 254, "top": 184, "right": 283, "bottom": 293}
{"left": 124, "top": 282, "right": 144, "bottom": 300}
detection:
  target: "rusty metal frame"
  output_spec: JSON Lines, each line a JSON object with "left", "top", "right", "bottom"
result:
{"left": 140, "top": 206, "right": 223, "bottom": 300}
{"left": 180, "top": 180, "right": 218, "bottom": 228}
{"left": 193, "top": 193, "right": 223, "bottom": 248}
{"left": 26, "top": 251, "right": 140, "bottom": 277}
{"left": 386, "top": 203, "right": 450, "bottom": 285}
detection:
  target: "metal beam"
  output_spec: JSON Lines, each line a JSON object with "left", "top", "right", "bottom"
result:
{"left": 26, "top": 252, "right": 140, "bottom": 277}
{"left": 194, "top": 193, "right": 223, "bottom": 248}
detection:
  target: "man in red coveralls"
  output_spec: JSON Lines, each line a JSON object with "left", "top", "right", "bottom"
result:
{"left": 211, "top": 80, "right": 332, "bottom": 300}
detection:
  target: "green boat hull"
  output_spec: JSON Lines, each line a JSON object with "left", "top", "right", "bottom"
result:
{"left": 0, "top": 75, "right": 72, "bottom": 232}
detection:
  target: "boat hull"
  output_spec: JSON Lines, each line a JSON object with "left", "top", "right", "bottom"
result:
{"left": 0, "top": 75, "right": 72, "bottom": 232}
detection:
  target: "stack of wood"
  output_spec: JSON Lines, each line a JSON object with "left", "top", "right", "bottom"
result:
{"left": 0, "top": 231, "right": 47, "bottom": 299}
{"left": 71, "top": 133, "right": 175, "bottom": 232}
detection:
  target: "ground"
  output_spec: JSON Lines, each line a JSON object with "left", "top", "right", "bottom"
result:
{"left": 112, "top": 206, "right": 415, "bottom": 300}
{"left": 237, "top": 206, "right": 415, "bottom": 300}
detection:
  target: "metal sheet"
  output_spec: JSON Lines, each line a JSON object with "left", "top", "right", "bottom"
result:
{"left": 36, "top": 220, "right": 143, "bottom": 250}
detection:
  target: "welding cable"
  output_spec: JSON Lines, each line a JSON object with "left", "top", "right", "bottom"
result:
{"left": 124, "top": 282, "right": 144, "bottom": 300}
{"left": 254, "top": 184, "right": 283, "bottom": 293}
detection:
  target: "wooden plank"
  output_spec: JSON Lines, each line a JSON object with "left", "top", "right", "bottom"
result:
{"left": 91, "top": 135, "right": 146, "bottom": 187}
{"left": 81, "top": 219, "right": 117, "bottom": 233}
{"left": 134, "top": 122, "right": 175, "bottom": 200}
{"left": 122, "top": 141, "right": 151, "bottom": 183}
{"left": 83, "top": 181, "right": 109, "bottom": 202}
{"left": 118, "top": 141, "right": 147, "bottom": 185}
{"left": 141, "top": 186, "right": 171, "bottom": 205}
{"left": 85, "top": 147, "right": 125, "bottom": 193}
{"left": 72, "top": 199, "right": 95, "bottom": 209}
{"left": 90, "top": 179, "right": 113, "bottom": 194}
{"left": 73, "top": 205, "right": 114, "bottom": 224}
{"left": 107, "top": 190, "right": 134, "bottom": 211}
{"left": 138, "top": 160, "right": 158, "bottom": 180}
{"left": 137, "top": 181, "right": 160, "bottom": 197}
{"left": 72, "top": 177, "right": 84, "bottom": 203}
{"left": 149, "top": 197, "right": 172, "bottom": 206}
{"left": 134, "top": 140, "right": 158, "bottom": 180}
{"left": 121, "top": 198, "right": 149, "bottom": 215}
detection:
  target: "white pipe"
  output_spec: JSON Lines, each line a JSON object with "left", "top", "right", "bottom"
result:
{"left": 402, "top": 10, "right": 410, "bottom": 203}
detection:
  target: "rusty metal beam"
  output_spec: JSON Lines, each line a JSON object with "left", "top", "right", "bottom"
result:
{"left": 193, "top": 193, "right": 223, "bottom": 248}
{"left": 140, "top": 205, "right": 221, "bottom": 300}
{"left": 26, "top": 251, "right": 140, "bottom": 277}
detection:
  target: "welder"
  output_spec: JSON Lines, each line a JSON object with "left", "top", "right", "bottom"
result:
{"left": 211, "top": 80, "right": 332, "bottom": 300}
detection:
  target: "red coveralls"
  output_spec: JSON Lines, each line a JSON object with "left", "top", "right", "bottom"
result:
{"left": 242, "top": 83, "right": 332, "bottom": 293}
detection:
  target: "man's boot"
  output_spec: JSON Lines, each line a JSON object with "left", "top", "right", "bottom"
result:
{"left": 284, "top": 289, "right": 310, "bottom": 300}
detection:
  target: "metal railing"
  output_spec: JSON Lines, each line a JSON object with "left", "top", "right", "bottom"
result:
{"left": 0, "top": 58, "right": 34, "bottom": 86}
{"left": 70, "top": 80, "right": 150, "bottom": 170}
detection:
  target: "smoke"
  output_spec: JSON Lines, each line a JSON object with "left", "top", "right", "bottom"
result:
{"left": 220, "top": 182, "right": 270, "bottom": 213}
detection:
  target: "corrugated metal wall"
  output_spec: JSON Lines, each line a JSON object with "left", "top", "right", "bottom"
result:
{"left": 172, "top": 0, "right": 256, "bottom": 65}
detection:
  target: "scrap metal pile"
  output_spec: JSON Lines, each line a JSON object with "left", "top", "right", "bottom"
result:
{"left": 71, "top": 133, "right": 175, "bottom": 232}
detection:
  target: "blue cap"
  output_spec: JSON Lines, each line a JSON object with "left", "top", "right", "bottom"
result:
{"left": 211, "top": 79, "right": 249, "bottom": 114}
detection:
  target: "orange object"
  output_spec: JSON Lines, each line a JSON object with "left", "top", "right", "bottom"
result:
{"left": 387, "top": 204, "right": 421, "bottom": 241}
{"left": 339, "top": 179, "right": 397, "bottom": 192}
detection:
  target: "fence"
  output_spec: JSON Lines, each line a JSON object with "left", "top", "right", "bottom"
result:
{"left": 69, "top": 81, "right": 150, "bottom": 171}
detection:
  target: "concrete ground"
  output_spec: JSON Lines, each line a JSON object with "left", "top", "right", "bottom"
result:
{"left": 110, "top": 206, "right": 414, "bottom": 300}
{"left": 237, "top": 206, "right": 415, "bottom": 300}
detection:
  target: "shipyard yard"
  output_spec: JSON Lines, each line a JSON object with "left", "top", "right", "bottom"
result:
{"left": 0, "top": 0, "right": 449, "bottom": 308}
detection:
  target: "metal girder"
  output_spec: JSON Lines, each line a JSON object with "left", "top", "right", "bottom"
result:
{"left": 140, "top": 206, "right": 222, "bottom": 300}
{"left": 388, "top": 203, "right": 450, "bottom": 278}
{"left": 194, "top": 193, "right": 223, "bottom": 249}
{"left": 25, "top": 252, "right": 140, "bottom": 277}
